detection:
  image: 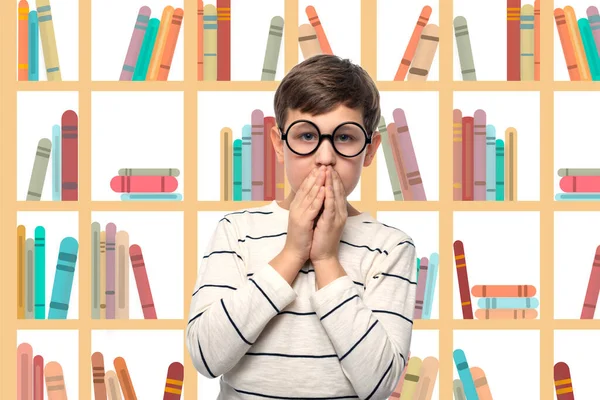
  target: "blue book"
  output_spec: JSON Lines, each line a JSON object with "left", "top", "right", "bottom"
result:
{"left": 422, "top": 252, "right": 439, "bottom": 320}
{"left": 120, "top": 193, "right": 183, "bottom": 201}
{"left": 453, "top": 349, "right": 479, "bottom": 400}
{"left": 477, "top": 297, "right": 539, "bottom": 310}
{"left": 28, "top": 11, "right": 39, "bottom": 81}
{"left": 241, "top": 124, "right": 252, "bottom": 201}
{"left": 52, "top": 124, "right": 61, "bottom": 201}
{"left": 485, "top": 125, "right": 496, "bottom": 201}
{"left": 48, "top": 237, "right": 79, "bottom": 319}
{"left": 555, "top": 193, "right": 600, "bottom": 201}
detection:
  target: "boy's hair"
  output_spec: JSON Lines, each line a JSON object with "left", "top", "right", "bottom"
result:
{"left": 274, "top": 54, "right": 381, "bottom": 137}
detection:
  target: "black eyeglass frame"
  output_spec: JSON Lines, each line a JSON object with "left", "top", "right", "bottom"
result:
{"left": 278, "top": 119, "right": 372, "bottom": 158}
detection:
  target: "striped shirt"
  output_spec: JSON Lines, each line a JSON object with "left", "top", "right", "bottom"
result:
{"left": 186, "top": 200, "right": 418, "bottom": 399}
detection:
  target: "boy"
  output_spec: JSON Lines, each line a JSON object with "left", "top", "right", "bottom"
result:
{"left": 186, "top": 54, "right": 417, "bottom": 400}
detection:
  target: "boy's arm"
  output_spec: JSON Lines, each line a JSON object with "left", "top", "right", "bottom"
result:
{"left": 186, "top": 217, "right": 298, "bottom": 379}
{"left": 309, "top": 238, "right": 417, "bottom": 400}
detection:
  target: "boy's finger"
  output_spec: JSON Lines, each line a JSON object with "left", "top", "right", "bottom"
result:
{"left": 325, "top": 167, "right": 335, "bottom": 217}
{"left": 332, "top": 169, "right": 345, "bottom": 214}
{"left": 298, "top": 168, "right": 318, "bottom": 194}
{"left": 299, "top": 167, "right": 320, "bottom": 198}
{"left": 303, "top": 168, "right": 325, "bottom": 209}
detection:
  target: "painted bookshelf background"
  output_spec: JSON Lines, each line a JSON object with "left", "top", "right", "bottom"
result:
{"left": 4, "top": 0, "right": 600, "bottom": 399}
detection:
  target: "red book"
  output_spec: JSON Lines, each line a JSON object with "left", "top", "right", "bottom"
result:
{"left": 461, "top": 117, "right": 474, "bottom": 201}
{"left": 453, "top": 240, "right": 474, "bottom": 319}
{"left": 264, "top": 116, "right": 276, "bottom": 201}
{"left": 129, "top": 245, "right": 157, "bottom": 319}
{"left": 507, "top": 0, "right": 521, "bottom": 80}
{"left": 560, "top": 176, "right": 600, "bottom": 192}
{"left": 33, "top": 355, "right": 44, "bottom": 400}
{"left": 217, "top": 0, "right": 231, "bottom": 80}
{"left": 110, "top": 176, "right": 178, "bottom": 193}
{"left": 61, "top": 110, "right": 79, "bottom": 201}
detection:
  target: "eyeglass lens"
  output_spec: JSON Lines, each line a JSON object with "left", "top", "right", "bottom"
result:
{"left": 286, "top": 121, "right": 366, "bottom": 157}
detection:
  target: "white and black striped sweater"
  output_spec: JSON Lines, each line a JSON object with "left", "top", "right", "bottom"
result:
{"left": 186, "top": 200, "right": 418, "bottom": 400}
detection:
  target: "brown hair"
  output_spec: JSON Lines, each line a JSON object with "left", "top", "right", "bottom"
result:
{"left": 274, "top": 54, "right": 381, "bottom": 137}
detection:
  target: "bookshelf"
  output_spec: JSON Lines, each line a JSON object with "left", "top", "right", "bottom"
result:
{"left": 4, "top": 0, "right": 600, "bottom": 398}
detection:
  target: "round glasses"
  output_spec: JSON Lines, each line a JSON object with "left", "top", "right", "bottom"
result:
{"left": 280, "top": 119, "right": 371, "bottom": 158}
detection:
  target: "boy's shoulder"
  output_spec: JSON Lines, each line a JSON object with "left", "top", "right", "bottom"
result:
{"left": 356, "top": 217, "right": 415, "bottom": 250}
{"left": 219, "top": 201, "right": 279, "bottom": 228}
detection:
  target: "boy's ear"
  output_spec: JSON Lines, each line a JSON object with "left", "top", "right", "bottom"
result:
{"left": 271, "top": 125, "right": 285, "bottom": 163}
{"left": 363, "top": 131, "right": 381, "bottom": 167}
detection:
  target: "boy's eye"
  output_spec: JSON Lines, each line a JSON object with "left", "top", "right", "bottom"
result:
{"left": 299, "top": 133, "right": 317, "bottom": 140}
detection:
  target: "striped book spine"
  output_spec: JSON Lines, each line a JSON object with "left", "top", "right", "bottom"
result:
{"left": 241, "top": 124, "right": 252, "bottom": 201}
{"left": 507, "top": 0, "right": 521, "bottom": 81}
{"left": 264, "top": 117, "right": 276, "bottom": 201}
{"left": 52, "top": 124, "right": 61, "bottom": 201}
{"left": 485, "top": 124, "right": 496, "bottom": 201}
{"left": 217, "top": 0, "right": 231, "bottom": 80}
{"left": 473, "top": 110, "right": 486, "bottom": 200}
{"left": 496, "top": 139, "right": 505, "bottom": 201}
{"left": 453, "top": 110, "right": 462, "bottom": 201}
{"left": 233, "top": 139, "right": 242, "bottom": 201}
{"left": 251, "top": 110, "right": 265, "bottom": 201}
{"left": 461, "top": 117, "right": 474, "bottom": 201}
{"left": 61, "top": 111, "right": 78, "bottom": 201}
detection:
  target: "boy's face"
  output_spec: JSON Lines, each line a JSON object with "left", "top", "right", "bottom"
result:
{"left": 271, "top": 104, "right": 381, "bottom": 201}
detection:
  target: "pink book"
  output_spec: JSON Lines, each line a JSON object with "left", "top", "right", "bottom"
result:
{"left": 414, "top": 257, "right": 428, "bottom": 319}
{"left": 473, "top": 109, "right": 487, "bottom": 200}
{"left": 388, "top": 122, "right": 412, "bottom": 200}
{"left": 105, "top": 223, "right": 117, "bottom": 319}
{"left": 251, "top": 109, "right": 265, "bottom": 201}
{"left": 560, "top": 176, "right": 600, "bottom": 192}
{"left": 110, "top": 176, "right": 178, "bottom": 193}
{"left": 129, "top": 244, "right": 157, "bottom": 319}
{"left": 392, "top": 108, "right": 426, "bottom": 200}
{"left": 120, "top": 6, "right": 151, "bottom": 81}
{"left": 581, "top": 245, "right": 600, "bottom": 319}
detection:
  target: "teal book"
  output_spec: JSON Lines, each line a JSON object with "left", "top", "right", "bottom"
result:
{"left": 132, "top": 18, "right": 160, "bottom": 81}
{"left": 28, "top": 11, "right": 39, "bottom": 81}
{"left": 233, "top": 139, "right": 242, "bottom": 201}
{"left": 48, "top": 237, "right": 79, "bottom": 319}
{"left": 555, "top": 193, "right": 600, "bottom": 201}
{"left": 34, "top": 226, "right": 46, "bottom": 319}
{"left": 242, "top": 125, "right": 252, "bottom": 201}
{"left": 496, "top": 139, "right": 504, "bottom": 201}
{"left": 579, "top": 18, "right": 600, "bottom": 81}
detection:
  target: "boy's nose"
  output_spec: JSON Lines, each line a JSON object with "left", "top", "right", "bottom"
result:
{"left": 314, "top": 137, "right": 337, "bottom": 162}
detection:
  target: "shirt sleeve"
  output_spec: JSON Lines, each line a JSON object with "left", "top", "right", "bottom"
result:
{"left": 308, "top": 237, "right": 417, "bottom": 400}
{"left": 186, "top": 216, "right": 298, "bottom": 379}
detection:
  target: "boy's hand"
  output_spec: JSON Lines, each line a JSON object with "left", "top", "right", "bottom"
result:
{"left": 310, "top": 166, "right": 347, "bottom": 264}
{"left": 282, "top": 165, "right": 327, "bottom": 265}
